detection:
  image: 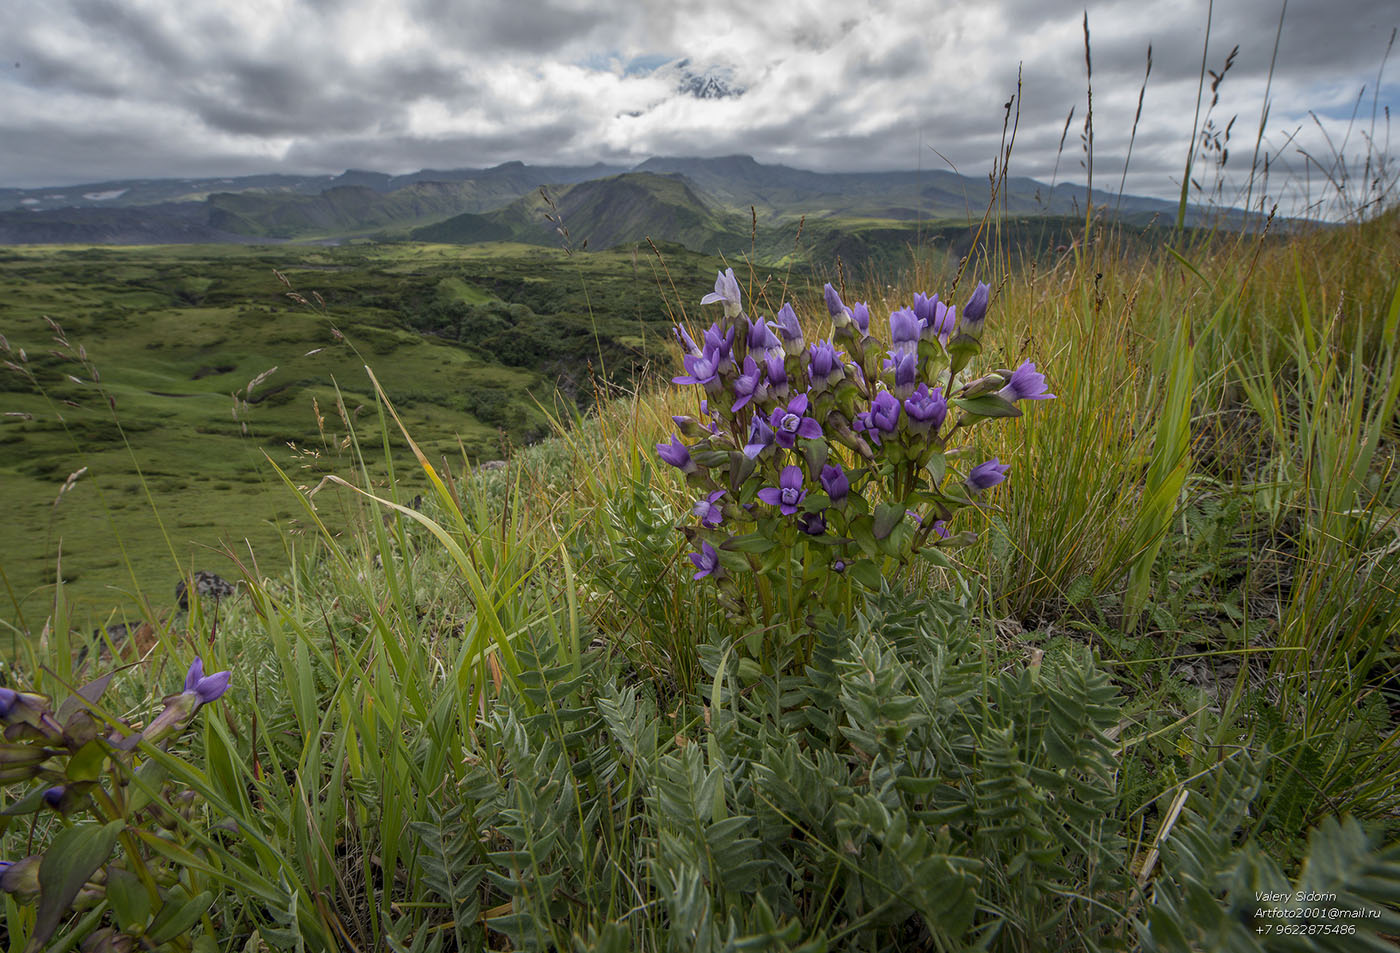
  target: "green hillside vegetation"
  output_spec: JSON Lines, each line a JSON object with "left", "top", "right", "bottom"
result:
{"left": 3, "top": 206, "right": 1398, "bottom": 951}
{"left": 0, "top": 241, "right": 724, "bottom": 632}
{"left": 414, "top": 172, "right": 752, "bottom": 253}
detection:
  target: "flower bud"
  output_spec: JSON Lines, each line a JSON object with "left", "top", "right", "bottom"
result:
{"left": 0, "top": 855, "right": 40, "bottom": 901}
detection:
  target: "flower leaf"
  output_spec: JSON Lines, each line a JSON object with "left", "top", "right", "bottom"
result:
{"left": 925, "top": 452, "right": 947, "bottom": 487}
{"left": 64, "top": 739, "right": 107, "bottom": 783}
{"left": 148, "top": 889, "right": 214, "bottom": 945}
{"left": 846, "top": 560, "right": 883, "bottom": 590}
{"left": 951, "top": 395, "right": 1022, "bottom": 419}
{"left": 28, "top": 819, "right": 124, "bottom": 953}
{"left": 873, "top": 503, "right": 905, "bottom": 540}
{"left": 106, "top": 865, "right": 151, "bottom": 933}
{"left": 723, "top": 533, "right": 776, "bottom": 555}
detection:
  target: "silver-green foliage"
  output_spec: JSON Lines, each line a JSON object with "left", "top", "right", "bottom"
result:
{"left": 401, "top": 593, "right": 1133, "bottom": 950}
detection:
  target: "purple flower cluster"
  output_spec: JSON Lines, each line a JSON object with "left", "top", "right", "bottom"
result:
{"left": 657, "top": 269, "right": 1052, "bottom": 609}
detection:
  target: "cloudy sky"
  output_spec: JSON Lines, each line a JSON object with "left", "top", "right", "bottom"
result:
{"left": 2, "top": 0, "right": 1396, "bottom": 215}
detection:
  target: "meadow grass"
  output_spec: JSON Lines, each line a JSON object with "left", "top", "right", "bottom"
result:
{"left": 4, "top": 159, "right": 1400, "bottom": 953}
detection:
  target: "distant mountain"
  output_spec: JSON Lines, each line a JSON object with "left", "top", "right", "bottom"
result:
{"left": 0, "top": 154, "right": 1217, "bottom": 250}
{"left": 631, "top": 155, "right": 1180, "bottom": 222}
{"left": 413, "top": 172, "right": 746, "bottom": 252}
{"left": 0, "top": 161, "right": 625, "bottom": 213}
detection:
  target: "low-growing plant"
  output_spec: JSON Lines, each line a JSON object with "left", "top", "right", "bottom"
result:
{"left": 655, "top": 268, "right": 1055, "bottom": 664}
{"left": 0, "top": 659, "right": 231, "bottom": 952}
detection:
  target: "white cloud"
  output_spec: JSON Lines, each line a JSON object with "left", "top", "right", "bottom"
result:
{"left": 0, "top": 0, "right": 1394, "bottom": 215}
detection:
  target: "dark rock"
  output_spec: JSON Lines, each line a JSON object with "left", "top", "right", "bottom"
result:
{"left": 175, "top": 571, "right": 236, "bottom": 611}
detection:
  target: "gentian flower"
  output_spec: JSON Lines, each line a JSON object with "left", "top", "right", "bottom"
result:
{"left": 869, "top": 390, "right": 901, "bottom": 434}
{"left": 807, "top": 341, "right": 845, "bottom": 389}
{"left": 797, "top": 511, "right": 827, "bottom": 536}
{"left": 690, "top": 541, "right": 721, "bottom": 580}
{"left": 774, "top": 303, "right": 805, "bottom": 355}
{"left": 889, "top": 307, "right": 921, "bottom": 355}
{"left": 42, "top": 786, "right": 65, "bottom": 810}
{"left": 743, "top": 414, "right": 776, "bottom": 459}
{"left": 995, "top": 360, "right": 1056, "bottom": 402}
{"left": 184, "top": 656, "right": 231, "bottom": 704}
{"left": 764, "top": 353, "right": 789, "bottom": 400}
{"left": 693, "top": 490, "right": 725, "bottom": 527}
{"left": 912, "top": 292, "right": 939, "bottom": 327}
{"left": 823, "top": 283, "right": 852, "bottom": 327}
{"left": 672, "top": 350, "right": 721, "bottom": 389}
{"left": 903, "top": 384, "right": 947, "bottom": 436}
{"left": 959, "top": 282, "right": 990, "bottom": 338}
{"left": 757, "top": 465, "right": 808, "bottom": 515}
{"left": 855, "top": 391, "right": 901, "bottom": 445}
{"left": 916, "top": 294, "right": 955, "bottom": 344}
{"left": 731, "top": 355, "right": 763, "bottom": 412}
{"left": 850, "top": 301, "right": 871, "bottom": 336}
{"left": 656, "top": 435, "right": 697, "bottom": 474}
{"left": 966, "top": 458, "right": 1009, "bottom": 491}
{"left": 820, "top": 464, "right": 850, "bottom": 503}
{"left": 702, "top": 323, "right": 735, "bottom": 367}
{"left": 885, "top": 349, "right": 919, "bottom": 399}
{"left": 671, "top": 414, "right": 701, "bottom": 438}
{"left": 701, "top": 268, "right": 743, "bottom": 318}
{"left": 674, "top": 325, "right": 701, "bottom": 356}
{"left": 747, "top": 317, "right": 783, "bottom": 360}
{"left": 770, "top": 393, "right": 823, "bottom": 449}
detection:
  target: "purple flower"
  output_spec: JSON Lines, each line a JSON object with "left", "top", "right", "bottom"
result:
{"left": 690, "top": 541, "right": 721, "bottom": 580}
{"left": 42, "top": 786, "right": 65, "bottom": 809}
{"left": 966, "top": 458, "right": 1009, "bottom": 492}
{"left": 903, "top": 384, "right": 947, "bottom": 436}
{"left": 764, "top": 353, "right": 789, "bottom": 399}
{"left": 797, "top": 511, "right": 827, "bottom": 536}
{"left": 832, "top": 560, "right": 847, "bottom": 573}
{"left": 702, "top": 323, "right": 735, "bottom": 366}
{"left": 674, "top": 325, "right": 700, "bottom": 356}
{"left": 770, "top": 393, "right": 823, "bottom": 449}
{"left": 889, "top": 307, "right": 921, "bottom": 354}
{"left": 855, "top": 391, "right": 901, "bottom": 445}
{"left": 915, "top": 293, "right": 955, "bottom": 344}
{"left": 701, "top": 268, "right": 743, "bottom": 318}
{"left": 959, "top": 282, "right": 990, "bottom": 337}
{"left": 820, "top": 464, "right": 850, "bottom": 503}
{"left": 869, "top": 390, "right": 902, "bottom": 433}
{"left": 673, "top": 350, "right": 721, "bottom": 388}
{"left": 912, "top": 292, "right": 939, "bottom": 327}
{"left": 996, "top": 360, "right": 1056, "bottom": 402}
{"left": 823, "top": 283, "right": 851, "bottom": 325}
{"left": 693, "top": 490, "right": 726, "bottom": 527}
{"left": 850, "top": 301, "right": 871, "bottom": 335}
{"left": 757, "top": 465, "right": 809, "bottom": 515}
{"left": 932, "top": 520, "right": 951, "bottom": 539}
{"left": 656, "top": 435, "right": 696, "bottom": 474}
{"left": 731, "top": 356, "right": 763, "bottom": 412}
{"left": 807, "top": 341, "right": 845, "bottom": 389}
{"left": 743, "top": 414, "right": 776, "bottom": 459}
{"left": 0, "top": 688, "right": 14, "bottom": 718}
{"left": 747, "top": 317, "right": 783, "bottom": 359}
{"left": 774, "top": 303, "right": 805, "bottom": 354}
{"left": 184, "top": 656, "right": 231, "bottom": 704}
{"left": 886, "top": 349, "right": 919, "bottom": 399}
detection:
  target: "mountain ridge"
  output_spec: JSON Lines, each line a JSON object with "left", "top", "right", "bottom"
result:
{"left": 0, "top": 154, "right": 1224, "bottom": 251}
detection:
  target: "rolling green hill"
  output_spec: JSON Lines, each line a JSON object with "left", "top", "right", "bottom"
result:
{"left": 413, "top": 172, "right": 751, "bottom": 253}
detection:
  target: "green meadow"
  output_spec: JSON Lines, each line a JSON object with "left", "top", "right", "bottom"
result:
{"left": 2, "top": 205, "right": 1400, "bottom": 950}
{"left": 0, "top": 241, "right": 725, "bottom": 636}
